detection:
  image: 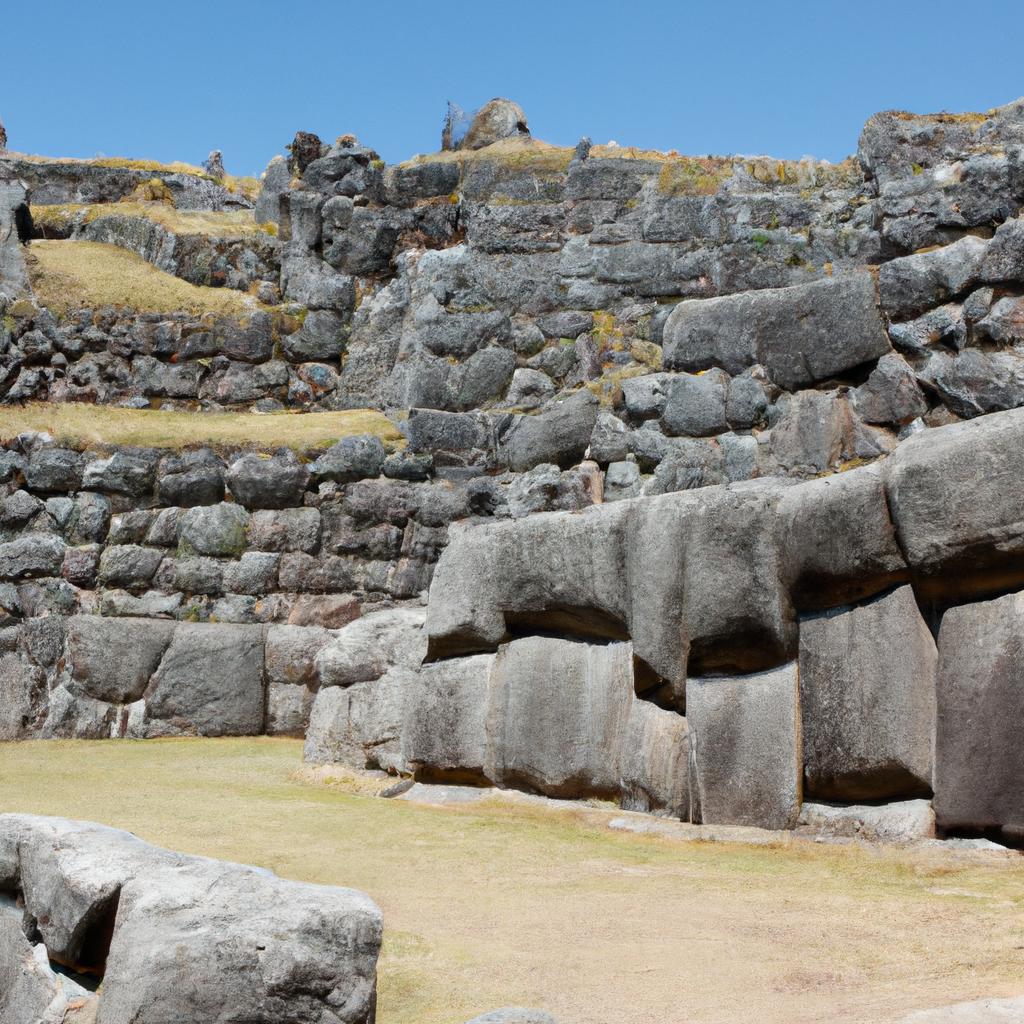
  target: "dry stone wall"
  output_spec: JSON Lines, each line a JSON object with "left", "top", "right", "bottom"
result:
{"left": 3, "top": 97, "right": 1024, "bottom": 841}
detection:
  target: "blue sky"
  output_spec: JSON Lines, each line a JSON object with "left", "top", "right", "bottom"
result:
{"left": 4, "top": 0, "right": 1023, "bottom": 176}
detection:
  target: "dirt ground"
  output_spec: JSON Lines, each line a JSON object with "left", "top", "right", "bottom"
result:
{"left": 1, "top": 737, "right": 1022, "bottom": 1024}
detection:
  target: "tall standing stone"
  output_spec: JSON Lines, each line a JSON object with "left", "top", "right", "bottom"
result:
{"left": 0, "top": 178, "right": 30, "bottom": 298}
{"left": 686, "top": 663, "right": 802, "bottom": 830}
{"left": 934, "top": 590, "right": 1024, "bottom": 839}
{"left": 799, "top": 586, "right": 936, "bottom": 802}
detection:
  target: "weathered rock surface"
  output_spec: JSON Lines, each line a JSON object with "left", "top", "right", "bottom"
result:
{"left": 686, "top": 663, "right": 802, "bottom": 830}
{"left": 934, "top": 591, "right": 1024, "bottom": 839}
{"left": 662, "top": 273, "right": 891, "bottom": 389}
{"left": 797, "top": 799, "right": 936, "bottom": 843}
{"left": 0, "top": 814, "right": 382, "bottom": 1024}
{"left": 799, "top": 586, "right": 936, "bottom": 801}
{"left": 485, "top": 638, "right": 633, "bottom": 799}
{"left": 0, "top": 179, "right": 30, "bottom": 298}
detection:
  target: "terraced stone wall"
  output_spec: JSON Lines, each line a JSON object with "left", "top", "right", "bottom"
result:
{"left": 2, "top": 98, "right": 1024, "bottom": 838}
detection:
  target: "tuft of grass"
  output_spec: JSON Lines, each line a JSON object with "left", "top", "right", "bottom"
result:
{"left": 402, "top": 137, "right": 574, "bottom": 174}
{"left": 31, "top": 202, "right": 273, "bottom": 240}
{"left": 1, "top": 738, "right": 1023, "bottom": 1024}
{"left": 0, "top": 403, "right": 404, "bottom": 452}
{"left": 657, "top": 156, "right": 735, "bottom": 196}
{"left": 27, "top": 240, "right": 266, "bottom": 317}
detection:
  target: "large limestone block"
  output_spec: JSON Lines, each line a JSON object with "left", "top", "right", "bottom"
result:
{"left": 317, "top": 607, "right": 426, "bottom": 687}
{"left": 402, "top": 654, "right": 495, "bottom": 781}
{"left": 878, "top": 235, "right": 990, "bottom": 320}
{"left": 675, "top": 485, "right": 796, "bottom": 675}
{"left": 662, "top": 273, "right": 891, "bottom": 390}
{"left": 934, "top": 591, "right": 1024, "bottom": 838}
{"left": 68, "top": 615, "right": 175, "bottom": 704}
{"left": 426, "top": 504, "right": 631, "bottom": 659}
{"left": 485, "top": 637, "right": 633, "bottom": 799}
{"left": 884, "top": 406, "right": 1024, "bottom": 599}
{"left": 686, "top": 663, "right": 802, "bottom": 830}
{"left": 304, "top": 668, "right": 410, "bottom": 773}
{"left": 497, "top": 390, "right": 599, "bottom": 472}
{"left": 139, "top": 623, "right": 265, "bottom": 737}
{"left": 2, "top": 814, "right": 382, "bottom": 1024}
{"left": 264, "top": 623, "right": 333, "bottom": 736}
{"left": 776, "top": 463, "right": 908, "bottom": 610}
{"left": 619, "top": 700, "right": 690, "bottom": 819}
{"left": 799, "top": 586, "right": 936, "bottom": 801}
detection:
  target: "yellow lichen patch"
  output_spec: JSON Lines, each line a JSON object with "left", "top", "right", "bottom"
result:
{"left": 31, "top": 203, "right": 270, "bottom": 240}
{"left": 27, "top": 240, "right": 264, "bottom": 317}
{"left": 0, "top": 403, "right": 404, "bottom": 452}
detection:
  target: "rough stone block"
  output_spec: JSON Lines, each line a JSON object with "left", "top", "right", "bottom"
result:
{"left": 686, "top": 663, "right": 802, "bottom": 830}
{"left": 934, "top": 590, "right": 1024, "bottom": 838}
{"left": 402, "top": 654, "right": 494, "bottom": 781}
{"left": 485, "top": 637, "right": 633, "bottom": 799}
{"left": 799, "top": 586, "right": 936, "bottom": 801}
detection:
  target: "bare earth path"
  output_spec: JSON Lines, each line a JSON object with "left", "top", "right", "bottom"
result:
{"left": 1, "top": 738, "right": 1022, "bottom": 1024}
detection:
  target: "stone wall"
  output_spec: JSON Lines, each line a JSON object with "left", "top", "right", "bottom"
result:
{"left": 3, "top": 96, "right": 1024, "bottom": 841}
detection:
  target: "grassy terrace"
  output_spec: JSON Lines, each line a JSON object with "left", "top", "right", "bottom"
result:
{"left": 31, "top": 202, "right": 273, "bottom": 240}
{"left": 27, "top": 240, "right": 267, "bottom": 317}
{"left": 1, "top": 738, "right": 1022, "bottom": 1024}
{"left": 0, "top": 404, "right": 403, "bottom": 452}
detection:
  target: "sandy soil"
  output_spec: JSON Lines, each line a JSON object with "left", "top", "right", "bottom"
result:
{"left": 1, "top": 737, "right": 1022, "bottom": 1024}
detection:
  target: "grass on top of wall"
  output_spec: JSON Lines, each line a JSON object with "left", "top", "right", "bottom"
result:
{"left": 27, "top": 240, "right": 267, "bottom": 317}
{"left": 31, "top": 202, "right": 273, "bottom": 240}
{"left": 0, "top": 403, "right": 404, "bottom": 452}
{"left": 6, "top": 152, "right": 260, "bottom": 201}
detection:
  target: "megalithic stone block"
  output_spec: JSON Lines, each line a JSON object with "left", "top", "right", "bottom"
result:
{"left": 485, "top": 637, "right": 634, "bottom": 799}
{"left": 686, "top": 663, "right": 802, "bottom": 830}
{"left": 799, "top": 585, "right": 936, "bottom": 802}
{"left": 935, "top": 590, "right": 1024, "bottom": 839}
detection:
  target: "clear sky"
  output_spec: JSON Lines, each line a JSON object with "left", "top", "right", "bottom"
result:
{"left": 4, "top": 0, "right": 1023, "bottom": 176}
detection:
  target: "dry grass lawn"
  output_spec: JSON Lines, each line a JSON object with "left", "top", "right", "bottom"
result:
{"left": 27, "top": 240, "right": 265, "bottom": 317}
{"left": 0, "top": 403, "right": 403, "bottom": 451}
{"left": 1, "top": 738, "right": 1022, "bottom": 1024}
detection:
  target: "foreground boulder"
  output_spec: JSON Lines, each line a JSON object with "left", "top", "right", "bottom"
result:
{"left": 0, "top": 814, "right": 382, "bottom": 1024}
